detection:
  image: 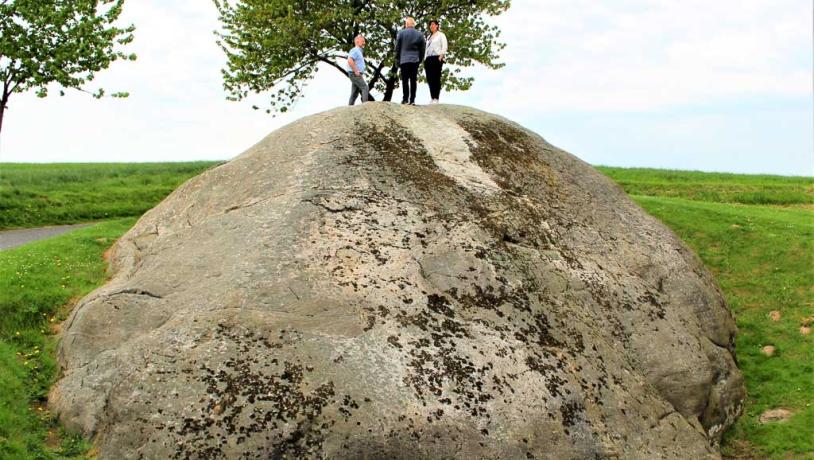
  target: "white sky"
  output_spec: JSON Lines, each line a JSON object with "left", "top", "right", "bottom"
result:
{"left": 0, "top": 0, "right": 812, "bottom": 176}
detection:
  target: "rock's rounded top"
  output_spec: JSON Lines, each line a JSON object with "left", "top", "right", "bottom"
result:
{"left": 52, "top": 103, "right": 743, "bottom": 459}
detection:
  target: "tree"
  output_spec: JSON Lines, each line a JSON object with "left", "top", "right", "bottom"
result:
{"left": 0, "top": 0, "right": 136, "bottom": 135}
{"left": 213, "top": 0, "right": 510, "bottom": 113}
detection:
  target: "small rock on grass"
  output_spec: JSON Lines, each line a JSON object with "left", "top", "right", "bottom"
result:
{"left": 760, "top": 345, "right": 776, "bottom": 357}
{"left": 768, "top": 310, "right": 781, "bottom": 321}
{"left": 758, "top": 408, "right": 793, "bottom": 424}
{"left": 800, "top": 326, "right": 811, "bottom": 336}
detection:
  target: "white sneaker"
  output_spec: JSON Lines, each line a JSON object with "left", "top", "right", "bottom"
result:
{"left": 431, "top": 99, "right": 439, "bottom": 104}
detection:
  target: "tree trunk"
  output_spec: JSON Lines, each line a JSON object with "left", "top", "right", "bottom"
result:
{"left": 383, "top": 74, "right": 398, "bottom": 102}
{"left": 0, "top": 80, "right": 14, "bottom": 136}
{"left": 0, "top": 92, "right": 7, "bottom": 136}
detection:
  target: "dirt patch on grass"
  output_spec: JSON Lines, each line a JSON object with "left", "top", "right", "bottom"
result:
{"left": 102, "top": 245, "right": 114, "bottom": 263}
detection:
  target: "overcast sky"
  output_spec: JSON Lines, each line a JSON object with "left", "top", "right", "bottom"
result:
{"left": 0, "top": 0, "right": 811, "bottom": 176}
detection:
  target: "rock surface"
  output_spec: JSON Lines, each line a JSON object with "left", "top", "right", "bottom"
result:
{"left": 50, "top": 103, "right": 744, "bottom": 459}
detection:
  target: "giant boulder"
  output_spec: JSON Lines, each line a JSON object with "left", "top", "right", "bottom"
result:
{"left": 51, "top": 104, "right": 744, "bottom": 459}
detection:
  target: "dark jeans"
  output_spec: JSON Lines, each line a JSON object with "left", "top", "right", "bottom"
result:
{"left": 424, "top": 56, "right": 443, "bottom": 100}
{"left": 400, "top": 62, "right": 419, "bottom": 103}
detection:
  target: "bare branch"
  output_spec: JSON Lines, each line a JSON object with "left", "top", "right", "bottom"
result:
{"left": 316, "top": 55, "right": 348, "bottom": 77}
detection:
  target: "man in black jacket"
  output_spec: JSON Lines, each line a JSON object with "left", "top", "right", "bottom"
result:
{"left": 395, "top": 17, "right": 426, "bottom": 105}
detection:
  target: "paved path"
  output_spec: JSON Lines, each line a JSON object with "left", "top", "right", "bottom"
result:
{"left": 0, "top": 223, "right": 94, "bottom": 251}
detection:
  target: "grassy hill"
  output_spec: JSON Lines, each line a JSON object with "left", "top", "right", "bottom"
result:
{"left": 0, "top": 163, "right": 811, "bottom": 458}
{"left": 598, "top": 166, "right": 813, "bottom": 206}
{"left": 0, "top": 162, "right": 221, "bottom": 230}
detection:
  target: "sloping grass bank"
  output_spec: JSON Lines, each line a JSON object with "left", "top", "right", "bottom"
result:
{"left": 0, "top": 219, "right": 135, "bottom": 459}
{"left": 599, "top": 167, "right": 813, "bottom": 458}
{"left": 625, "top": 196, "right": 813, "bottom": 458}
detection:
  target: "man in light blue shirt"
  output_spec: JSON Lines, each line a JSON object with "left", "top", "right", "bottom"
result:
{"left": 347, "top": 35, "right": 369, "bottom": 105}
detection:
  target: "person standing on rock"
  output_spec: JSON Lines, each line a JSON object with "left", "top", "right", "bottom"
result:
{"left": 424, "top": 20, "right": 448, "bottom": 104}
{"left": 395, "top": 17, "right": 426, "bottom": 105}
{"left": 347, "top": 35, "right": 369, "bottom": 105}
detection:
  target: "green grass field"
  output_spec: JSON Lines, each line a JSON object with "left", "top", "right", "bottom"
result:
{"left": 0, "top": 164, "right": 811, "bottom": 458}
{"left": 597, "top": 166, "right": 814, "bottom": 206}
{"left": 0, "top": 162, "right": 220, "bottom": 230}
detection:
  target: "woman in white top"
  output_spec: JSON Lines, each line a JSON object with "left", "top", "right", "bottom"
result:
{"left": 424, "top": 20, "right": 448, "bottom": 104}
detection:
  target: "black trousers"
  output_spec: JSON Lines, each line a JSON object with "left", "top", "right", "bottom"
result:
{"left": 400, "top": 62, "right": 419, "bottom": 103}
{"left": 424, "top": 56, "right": 443, "bottom": 100}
